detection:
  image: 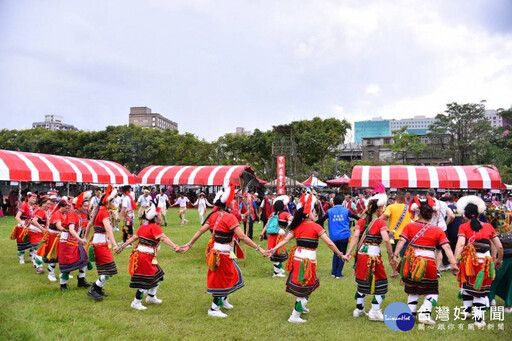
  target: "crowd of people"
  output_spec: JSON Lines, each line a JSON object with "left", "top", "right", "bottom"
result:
{"left": 7, "top": 184, "right": 512, "bottom": 328}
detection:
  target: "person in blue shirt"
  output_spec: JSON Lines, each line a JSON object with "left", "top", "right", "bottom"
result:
{"left": 317, "top": 195, "right": 360, "bottom": 278}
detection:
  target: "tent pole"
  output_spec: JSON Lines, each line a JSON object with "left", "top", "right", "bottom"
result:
{"left": 18, "top": 182, "right": 22, "bottom": 209}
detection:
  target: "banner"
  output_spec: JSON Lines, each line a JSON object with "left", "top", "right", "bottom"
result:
{"left": 277, "top": 155, "right": 286, "bottom": 195}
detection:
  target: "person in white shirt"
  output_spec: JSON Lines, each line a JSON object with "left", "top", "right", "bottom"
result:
{"left": 137, "top": 189, "right": 152, "bottom": 225}
{"left": 192, "top": 192, "right": 213, "bottom": 224}
{"left": 506, "top": 194, "right": 512, "bottom": 212}
{"left": 427, "top": 189, "right": 455, "bottom": 274}
{"left": 111, "top": 193, "right": 122, "bottom": 231}
{"left": 120, "top": 185, "right": 137, "bottom": 246}
{"left": 172, "top": 193, "right": 190, "bottom": 225}
{"left": 155, "top": 188, "right": 171, "bottom": 226}
{"left": 89, "top": 190, "right": 102, "bottom": 215}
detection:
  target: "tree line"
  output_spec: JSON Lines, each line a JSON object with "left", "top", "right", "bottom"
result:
{"left": 1, "top": 103, "right": 511, "bottom": 184}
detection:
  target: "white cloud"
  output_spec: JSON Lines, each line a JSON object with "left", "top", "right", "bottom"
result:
{"left": 0, "top": 0, "right": 511, "bottom": 141}
{"left": 365, "top": 84, "right": 381, "bottom": 95}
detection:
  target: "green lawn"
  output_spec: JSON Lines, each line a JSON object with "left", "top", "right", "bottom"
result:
{"left": 0, "top": 208, "right": 510, "bottom": 341}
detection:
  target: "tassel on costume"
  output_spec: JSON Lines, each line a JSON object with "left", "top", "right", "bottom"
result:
{"left": 206, "top": 249, "right": 220, "bottom": 272}
{"left": 46, "top": 236, "right": 59, "bottom": 261}
{"left": 286, "top": 246, "right": 297, "bottom": 272}
{"left": 129, "top": 251, "right": 139, "bottom": 276}
{"left": 474, "top": 270, "right": 485, "bottom": 290}
{"left": 10, "top": 226, "right": 18, "bottom": 240}
{"left": 88, "top": 243, "right": 95, "bottom": 263}
{"left": 20, "top": 228, "right": 29, "bottom": 242}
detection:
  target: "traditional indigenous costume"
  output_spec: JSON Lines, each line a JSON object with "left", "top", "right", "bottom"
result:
{"left": 351, "top": 193, "right": 389, "bottom": 321}
{"left": 266, "top": 195, "right": 291, "bottom": 277}
{"left": 11, "top": 193, "right": 36, "bottom": 264}
{"left": 31, "top": 204, "right": 50, "bottom": 273}
{"left": 279, "top": 191, "right": 333, "bottom": 323}
{"left": 399, "top": 220, "right": 449, "bottom": 322}
{"left": 58, "top": 207, "right": 90, "bottom": 289}
{"left": 37, "top": 204, "right": 66, "bottom": 282}
{"left": 205, "top": 209, "right": 244, "bottom": 308}
{"left": 456, "top": 195, "right": 499, "bottom": 326}
{"left": 87, "top": 185, "right": 118, "bottom": 301}
{"left": 128, "top": 204, "right": 167, "bottom": 310}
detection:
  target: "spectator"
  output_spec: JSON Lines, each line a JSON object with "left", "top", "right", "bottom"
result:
{"left": 317, "top": 195, "right": 359, "bottom": 278}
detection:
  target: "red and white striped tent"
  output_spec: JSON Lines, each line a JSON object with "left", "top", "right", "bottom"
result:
{"left": 349, "top": 165, "right": 502, "bottom": 190}
{"left": 137, "top": 165, "right": 256, "bottom": 186}
{"left": 0, "top": 149, "right": 135, "bottom": 184}
{"left": 302, "top": 175, "right": 327, "bottom": 188}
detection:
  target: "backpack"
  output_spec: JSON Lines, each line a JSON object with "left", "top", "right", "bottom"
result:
{"left": 266, "top": 213, "right": 280, "bottom": 234}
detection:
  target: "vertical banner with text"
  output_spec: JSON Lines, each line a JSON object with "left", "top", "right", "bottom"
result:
{"left": 277, "top": 155, "right": 286, "bottom": 195}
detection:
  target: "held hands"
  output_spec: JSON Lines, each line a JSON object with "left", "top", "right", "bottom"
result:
{"left": 177, "top": 244, "right": 191, "bottom": 253}
{"left": 259, "top": 234, "right": 264, "bottom": 241}
{"left": 495, "top": 259, "right": 503, "bottom": 270}
{"left": 450, "top": 263, "right": 459, "bottom": 275}
{"left": 261, "top": 249, "right": 273, "bottom": 258}
{"left": 342, "top": 254, "right": 352, "bottom": 262}
{"left": 113, "top": 245, "right": 121, "bottom": 254}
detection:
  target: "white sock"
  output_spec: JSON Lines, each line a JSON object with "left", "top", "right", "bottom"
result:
{"left": 78, "top": 266, "right": 87, "bottom": 278}
{"left": 372, "top": 295, "right": 383, "bottom": 311}
{"left": 408, "top": 294, "right": 419, "bottom": 315}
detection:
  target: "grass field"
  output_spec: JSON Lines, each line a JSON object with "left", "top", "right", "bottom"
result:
{"left": 1, "top": 208, "right": 510, "bottom": 341}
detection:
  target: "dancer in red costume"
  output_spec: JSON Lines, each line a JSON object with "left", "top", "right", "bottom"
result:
{"left": 267, "top": 191, "right": 344, "bottom": 323}
{"left": 344, "top": 192, "right": 395, "bottom": 322}
{"left": 85, "top": 185, "right": 121, "bottom": 301}
{"left": 118, "top": 202, "right": 179, "bottom": 310}
{"left": 393, "top": 195, "right": 458, "bottom": 325}
{"left": 180, "top": 182, "right": 266, "bottom": 318}
{"left": 454, "top": 195, "right": 503, "bottom": 329}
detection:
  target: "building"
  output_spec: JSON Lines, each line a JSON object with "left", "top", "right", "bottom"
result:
{"left": 484, "top": 109, "right": 504, "bottom": 128}
{"left": 337, "top": 143, "right": 362, "bottom": 161}
{"left": 361, "top": 134, "right": 452, "bottom": 165}
{"left": 233, "top": 127, "right": 252, "bottom": 136}
{"left": 32, "top": 115, "right": 78, "bottom": 131}
{"left": 389, "top": 115, "right": 436, "bottom": 135}
{"left": 129, "top": 107, "right": 178, "bottom": 131}
{"left": 354, "top": 117, "right": 390, "bottom": 143}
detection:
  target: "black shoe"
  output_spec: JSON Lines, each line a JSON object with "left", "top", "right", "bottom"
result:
{"left": 99, "top": 287, "right": 109, "bottom": 297}
{"left": 77, "top": 277, "right": 92, "bottom": 288}
{"left": 87, "top": 284, "right": 103, "bottom": 301}
{"left": 60, "top": 284, "right": 69, "bottom": 291}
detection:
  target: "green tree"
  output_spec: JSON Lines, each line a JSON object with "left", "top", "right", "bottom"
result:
{"left": 273, "top": 117, "right": 351, "bottom": 178}
{"left": 428, "top": 102, "right": 493, "bottom": 165}
{"left": 388, "top": 126, "right": 427, "bottom": 164}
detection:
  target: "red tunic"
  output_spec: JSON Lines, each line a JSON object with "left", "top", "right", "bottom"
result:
{"left": 286, "top": 221, "right": 325, "bottom": 297}
{"left": 399, "top": 222, "right": 449, "bottom": 295}
{"left": 92, "top": 207, "right": 117, "bottom": 276}
{"left": 457, "top": 222, "right": 497, "bottom": 297}
{"left": 205, "top": 211, "right": 244, "bottom": 296}
{"left": 129, "top": 223, "right": 165, "bottom": 289}
{"left": 29, "top": 208, "right": 48, "bottom": 246}
{"left": 353, "top": 218, "right": 389, "bottom": 295}
{"left": 58, "top": 209, "right": 88, "bottom": 272}
{"left": 45, "top": 210, "right": 66, "bottom": 262}
{"left": 15, "top": 203, "right": 34, "bottom": 246}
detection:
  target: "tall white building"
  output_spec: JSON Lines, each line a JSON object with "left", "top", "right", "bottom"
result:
{"left": 484, "top": 110, "right": 503, "bottom": 128}
{"left": 32, "top": 115, "right": 78, "bottom": 131}
{"left": 389, "top": 115, "right": 436, "bottom": 134}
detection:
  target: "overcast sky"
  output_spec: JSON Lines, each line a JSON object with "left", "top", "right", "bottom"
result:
{"left": 1, "top": 0, "right": 511, "bottom": 141}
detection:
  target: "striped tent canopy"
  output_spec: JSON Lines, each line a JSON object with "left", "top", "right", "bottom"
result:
{"left": 137, "top": 165, "right": 257, "bottom": 187}
{"left": 349, "top": 165, "right": 502, "bottom": 190}
{"left": 0, "top": 149, "right": 135, "bottom": 184}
